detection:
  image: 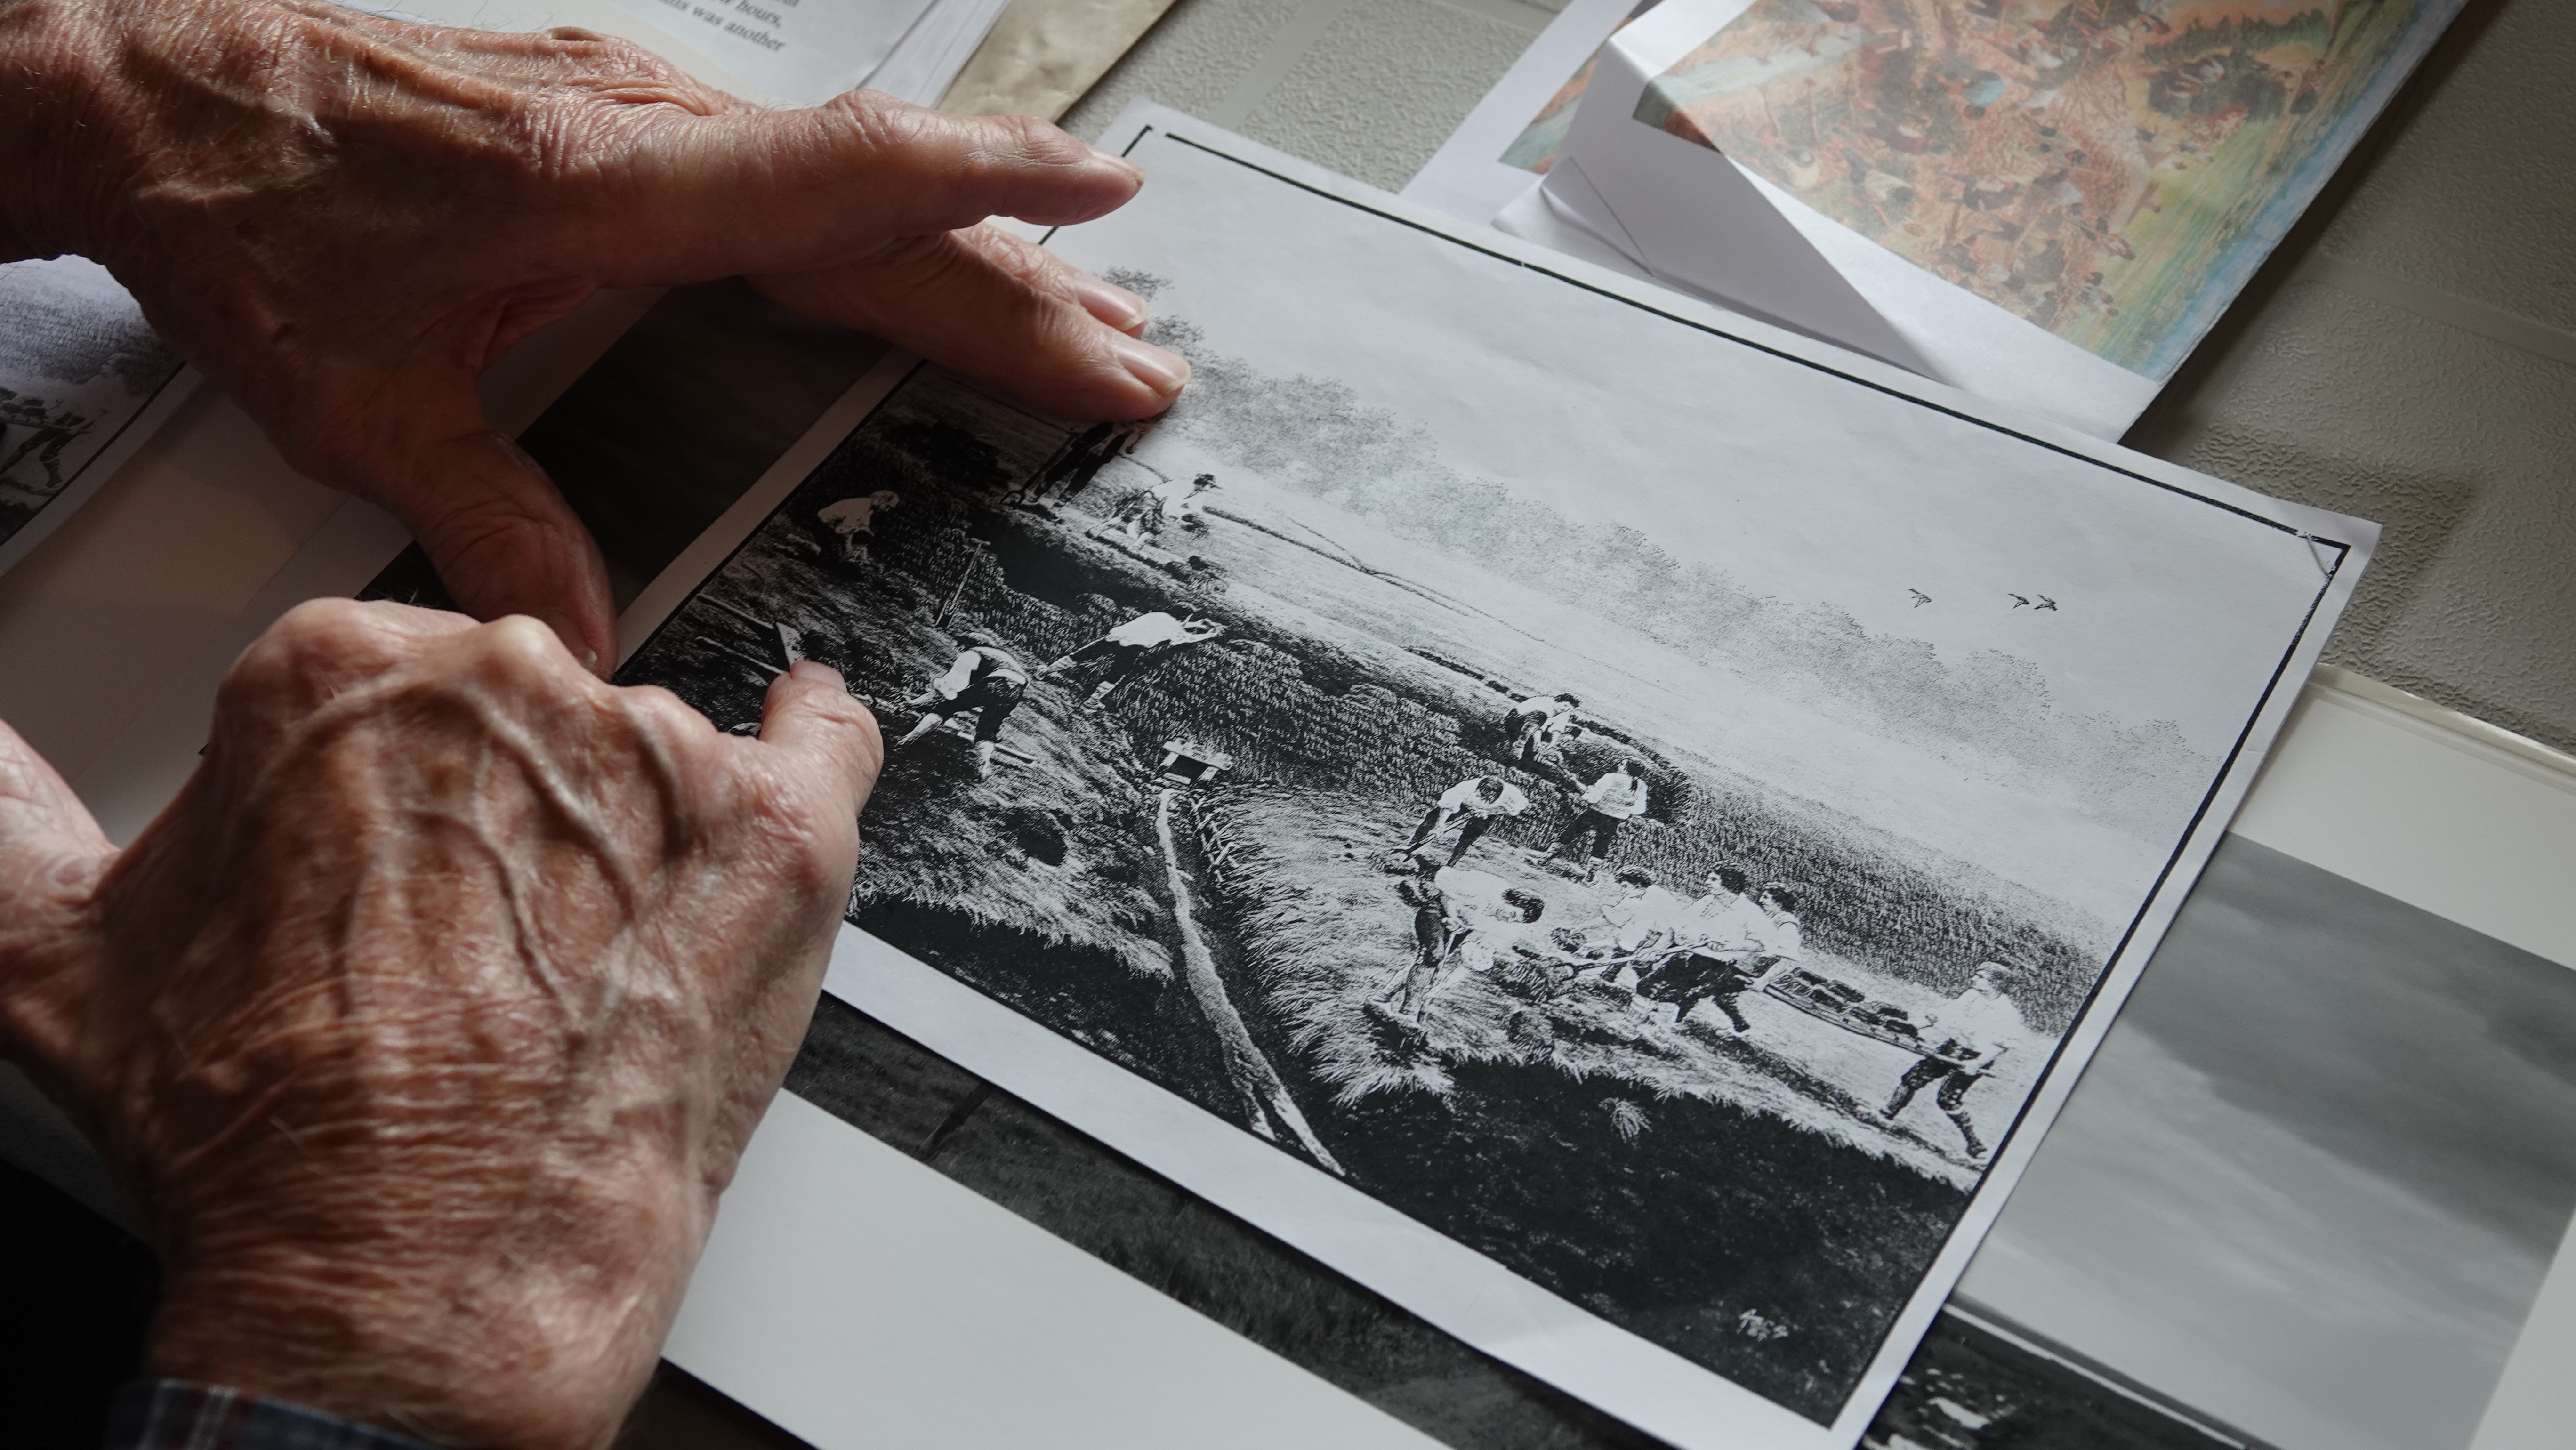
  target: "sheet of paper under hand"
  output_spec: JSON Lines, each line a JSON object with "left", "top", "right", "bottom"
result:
{"left": 390, "top": 0, "right": 1004, "bottom": 107}
{"left": 607, "top": 100, "right": 2375, "bottom": 1450}
{"left": 0, "top": 258, "right": 197, "bottom": 581}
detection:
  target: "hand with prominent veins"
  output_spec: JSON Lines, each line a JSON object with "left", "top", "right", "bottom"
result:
{"left": 0, "top": 600, "right": 884, "bottom": 1448}
{"left": 0, "top": 0, "right": 1187, "bottom": 670}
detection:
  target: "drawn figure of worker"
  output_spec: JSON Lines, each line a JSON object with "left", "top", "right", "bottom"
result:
{"left": 815, "top": 489, "right": 901, "bottom": 569}
{"left": 1633, "top": 865, "right": 1771, "bottom": 1030}
{"left": 1376, "top": 856, "right": 1475, "bottom": 1025}
{"left": 1098, "top": 471, "right": 1216, "bottom": 546}
{"left": 1398, "top": 773, "right": 1530, "bottom": 868}
{"left": 0, "top": 397, "right": 91, "bottom": 491}
{"left": 1431, "top": 868, "right": 1551, "bottom": 983}
{"left": 1565, "top": 865, "right": 1679, "bottom": 987}
{"left": 1503, "top": 693, "right": 1585, "bottom": 789}
{"left": 1882, "top": 963, "right": 2027, "bottom": 1162}
{"left": 1018, "top": 419, "right": 1148, "bottom": 505}
{"left": 1038, "top": 609, "right": 1225, "bottom": 708}
{"left": 1378, "top": 863, "right": 1547, "bottom": 1024}
{"left": 1531, "top": 758, "right": 1649, "bottom": 883}
{"left": 888, "top": 632, "right": 1029, "bottom": 779}
{"left": 1503, "top": 691, "right": 1577, "bottom": 749}
{"left": 1747, "top": 883, "right": 1806, "bottom": 974}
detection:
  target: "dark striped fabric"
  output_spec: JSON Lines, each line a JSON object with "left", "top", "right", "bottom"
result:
{"left": 104, "top": 1381, "right": 438, "bottom": 1450}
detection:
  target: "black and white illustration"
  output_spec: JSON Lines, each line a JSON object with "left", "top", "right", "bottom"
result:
{"left": 1928, "top": 832, "right": 2576, "bottom": 1450}
{"left": 615, "top": 114, "right": 2367, "bottom": 1447}
{"left": 0, "top": 256, "right": 188, "bottom": 572}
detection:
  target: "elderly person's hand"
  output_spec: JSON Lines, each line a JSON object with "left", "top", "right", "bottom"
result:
{"left": 0, "top": 599, "right": 880, "bottom": 1447}
{"left": 0, "top": 0, "right": 1184, "bottom": 670}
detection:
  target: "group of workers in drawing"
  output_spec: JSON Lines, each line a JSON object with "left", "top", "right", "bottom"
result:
{"left": 878, "top": 608, "right": 1228, "bottom": 778}
{"left": 810, "top": 456, "right": 2020, "bottom": 1160}
{"left": 812, "top": 472, "right": 1229, "bottom": 778}
{"left": 1376, "top": 690, "right": 2028, "bottom": 1160}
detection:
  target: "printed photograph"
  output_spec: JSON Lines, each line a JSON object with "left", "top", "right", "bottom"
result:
{"left": 1865, "top": 1306, "right": 2253, "bottom": 1450}
{"left": 614, "top": 130, "right": 2350, "bottom": 1426}
{"left": 0, "top": 257, "right": 184, "bottom": 553}
{"left": 1632, "top": 0, "right": 2466, "bottom": 377}
{"left": 1948, "top": 832, "right": 2576, "bottom": 1450}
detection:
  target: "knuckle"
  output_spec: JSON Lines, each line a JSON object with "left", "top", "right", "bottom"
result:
{"left": 464, "top": 613, "right": 579, "bottom": 683}
{"left": 217, "top": 598, "right": 411, "bottom": 720}
{"left": 257, "top": 598, "right": 388, "bottom": 670}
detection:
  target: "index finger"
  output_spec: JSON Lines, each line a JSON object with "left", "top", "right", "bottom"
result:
{"left": 596, "top": 99, "right": 1144, "bottom": 281}
{"left": 753, "top": 660, "right": 883, "bottom": 822}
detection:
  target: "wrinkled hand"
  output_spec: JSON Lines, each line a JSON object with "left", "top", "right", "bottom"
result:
{"left": 0, "top": 600, "right": 881, "bottom": 1447}
{"left": 0, "top": 0, "right": 1185, "bottom": 669}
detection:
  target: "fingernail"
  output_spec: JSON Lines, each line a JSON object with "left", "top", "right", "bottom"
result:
{"left": 1075, "top": 274, "right": 1149, "bottom": 331}
{"left": 1086, "top": 144, "right": 1145, "bottom": 181}
{"left": 790, "top": 659, "right": 847, "bottom": 686}
{"left": 1111, "top": 333, "right": 1190, "bottom": 397}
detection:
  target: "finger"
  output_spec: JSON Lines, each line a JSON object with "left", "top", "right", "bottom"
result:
{"left": 753, "top": 226, "right": 1186, "bottom": 420}
{"left": 602, "top": 100, "right": 1143, "bottom": 279}
{"left": 1070, "top": 271, "right": 1151, "bottom": 335}
{"left": 755, "top": 661, "right": 882, "bottom": 822}
{"left": 354, "top": 421, "right": 618, "bottom": 677}
{"left": 0, "top": 719, "right": 112, "bottom": 905}
{"left": 0, "top": 720, "right": 114, "bottom": 1065}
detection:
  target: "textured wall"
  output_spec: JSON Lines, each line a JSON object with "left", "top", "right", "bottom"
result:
{"left": 1068, "top": 0, "right": 2576, "bottom": 752}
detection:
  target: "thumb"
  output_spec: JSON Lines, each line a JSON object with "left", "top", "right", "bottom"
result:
{"left": 369, "top": 424, "right": 618, "bottom": 677}
{"left": 0, "top": 718, "right": 114, "bottom": 1068}
{"left": 756, "top": 660, "right": 883, "bottom": 823}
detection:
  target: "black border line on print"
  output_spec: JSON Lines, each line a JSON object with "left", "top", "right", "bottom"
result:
{"left": 1079, "top": 126, "right": 2350, "bottom": 1151}
{"left": 1057, "top": 122, "right": 2357, "bottom": 1419}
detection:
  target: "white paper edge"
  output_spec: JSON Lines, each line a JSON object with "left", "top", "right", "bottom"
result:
{"left": 597, "top": 99, "right": 2374, "bottom": 1450}
{"left": 0, "top": 366, "right": 203, "bottom": 583}
{"left": 1398, "top": 0, "right": 1649, "bottom": 226}
{"left": 70, "top": 497, "right": 413, "bottom": 846}
{"left": 668, "top": 1090, "right": 1446, "bottom": 1450}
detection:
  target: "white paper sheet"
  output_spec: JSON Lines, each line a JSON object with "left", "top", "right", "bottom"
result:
{"left": 590, "top": 102, "right": 2374, "bottom": 1448}
{"left": 379, "top": 0, "right": 995, "bottom": 107}
{"left": 589, "top": 0, "right": 939, "bottom": 103}
{"left": 0, "top": 258, "right": 199, "bottom": 581}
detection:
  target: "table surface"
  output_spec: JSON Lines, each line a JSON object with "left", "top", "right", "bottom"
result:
{"left": 0, "top": 0, "right": 2568, "bottom": 1445}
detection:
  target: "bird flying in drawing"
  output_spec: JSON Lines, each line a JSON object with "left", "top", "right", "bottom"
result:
{"left": 2034, "top": 595, "right": 2059, "bottom": 612}
{"left": 1908, "top": 589, "right": 1932, "bottom": 607}
{"left": 2008, "top": 593, "right": 2031, "bottom": 609}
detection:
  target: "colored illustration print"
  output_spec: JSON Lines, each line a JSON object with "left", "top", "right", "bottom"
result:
{"left": 1635, "top": 0, "right": 2461, "bottom": 376}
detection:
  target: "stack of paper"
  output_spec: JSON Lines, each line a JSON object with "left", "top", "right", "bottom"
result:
{"left": 1411, "top": 0, "right": 2469, "bottom": 439}
{"left": 587, "top": 0, "right": 1013, "bottom": 106}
